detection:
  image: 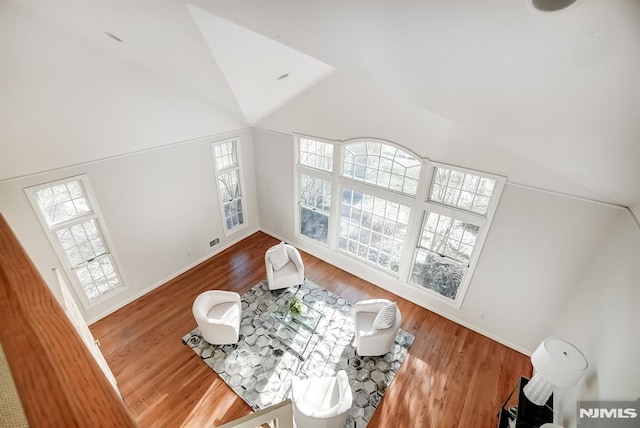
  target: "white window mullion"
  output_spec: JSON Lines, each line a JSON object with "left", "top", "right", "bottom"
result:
{"left": 337, "top": 177, "right": 415, "bottom": 207}
{"left": 69, "top": 252, "right": 111, "bottom": 271}
{"left": 424, "top": 202, "right": 487, "bottom": 228}
{"left": 397, "top": 158, "right": 431, "bottom": 283}
{"left": 48, "top": 212, "right": 97, "bottom": 232}
{"left": 327, "top": 140, "right": 342, "bottom": 251}
{"left": 297, "top": 165, "right": 333, "bottom": 182}
{"left": 293, "top": 164, "right": 302, "bottom": 242}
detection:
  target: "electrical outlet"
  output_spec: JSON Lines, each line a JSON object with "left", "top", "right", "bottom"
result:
{"left": 209, "top": 238, "right": 220, "bottom": 247}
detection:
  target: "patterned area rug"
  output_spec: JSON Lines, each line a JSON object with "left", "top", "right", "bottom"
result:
{"left": 182, "top": 279, "right": 414, "bottom": 428}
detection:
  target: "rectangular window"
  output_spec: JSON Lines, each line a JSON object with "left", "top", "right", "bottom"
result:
{"left": 26, "top": 176, "right": 124, "bottom": 306}
{"left": 299, "top": 174, "right": 331, "bottom": 243}
{"left": 429, "top": 166, "right": 496, "bottom": 215}
{"left": 299, "top": 137, "right": 334, "bottom": 172}
{"left": 410, "top": 211, "right": 480, "bottom": 300}
{"left": 296, "top": 135, "right": 335, "bottom": 246}
{"left": 212, "top": 138, "right": 245, "bottom": 234}
{"left": 339, "top": 188, "right": 410, "bottom": 273}
{"left": 419, "top": 212, "right": 478, "bottom": 264}
{"left": 411, "top": 165, "right": 503, "bottom": 303}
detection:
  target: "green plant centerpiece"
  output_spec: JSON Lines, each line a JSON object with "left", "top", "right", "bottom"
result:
{"left": 288, "top": 298, "right": 303, "bottom": 316}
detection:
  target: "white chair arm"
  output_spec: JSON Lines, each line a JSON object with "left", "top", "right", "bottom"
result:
{"left": 265, "top": 253, "right": 275, "bottom": 283}
{"left": 334, "top": 371, "right": 353, "bottom": 414}
{"left": 292, "top": 371, "right": 352, "bottom": 420}
{"left": 286, "top": 245, "right": 304, "bottom": 272}
{"left": 353, "top": 299, "right": 390, "bottom": 314}
{"left": 204, "top": 290, "right": 241, "bottom": 305}
{"left": 355, "top": 329, "right": 377, "bottom": 339}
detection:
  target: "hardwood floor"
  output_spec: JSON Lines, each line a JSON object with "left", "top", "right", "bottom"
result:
{"left": 91, "top": 231, "right": 531, "bottom": 427}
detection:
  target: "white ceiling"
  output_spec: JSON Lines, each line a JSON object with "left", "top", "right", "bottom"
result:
{"left": 190, "top": 0, "right": 640, "bottom": 211}
{"left": 188, "top": 5, "right": 334, "bottom": 125}
{"left": 3, "top": 0, "right": 639, "bottom": 214}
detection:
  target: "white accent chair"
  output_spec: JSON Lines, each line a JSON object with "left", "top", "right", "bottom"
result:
{"left": 353, "top": 299, "right": 402, "bottom": 356}
{"left": 291, "top": 370, "right": 353, "bottom": 428}
{"left": 192, "top": 290, "right": 241, "bottom": 345}
{"left": 265, "top": 243, "right": 305, "bottom": 290}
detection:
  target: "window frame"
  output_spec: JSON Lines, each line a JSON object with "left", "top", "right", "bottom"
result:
{"left": 294, "top": 134, "right": 340, "bottom": 248}
{"left": 297, "top": 135, "right": 335, "bottom": 173}
{"left": 337, "top": 185, "right": 413, "bottom": 274}
{"left": 341, "top": 138, "right": 423, "bottom": 196}
{"left": 335, "top": 139, "right": 426, "bottom": 277}
{"left": 428, "top": 165, "right": 498, "bottom": 215}
{"left": 211, "top": 137, "right": 248, "bottom": 237}
{"left": 25, "top": 174, "right": 127, "bottom": 309}
{"left": 293, "top": 135, "right": 505, "bottom": 308}
{"left": 297, "top": 172, "right": 333, "bottom": 244}
{"left": 410, "top": 162, "right": 505, "bottom": 307}
{"left": 295, "top": 136, "right": 428, "bottom": 278}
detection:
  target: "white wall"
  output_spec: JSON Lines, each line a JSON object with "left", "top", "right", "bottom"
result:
{"left": 0, "top": 3, "right": 8, "bottom": 148}
{"left": 550, "top": 210, "right": 640, "bottom": 427}
{"left": 0, "top": 2, "right": 245, "bottom": 181}
{"left": 252, "top": 129, "right": 623, "bottom": 354}
{"left": 461, "top": 186, "right": 620, "bottom": 352}
{"left": 0, "top": 129, "right": 259, "bottom": 323}
{"left": 630, "top": 203, "right": 640, "bottom": 224}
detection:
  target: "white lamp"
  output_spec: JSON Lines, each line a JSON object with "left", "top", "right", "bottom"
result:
{"left": 523, "top": 337, "right": 588, "bottom": 406}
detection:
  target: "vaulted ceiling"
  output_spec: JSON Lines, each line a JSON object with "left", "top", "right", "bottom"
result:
{"left": 2, "top": 0, "right": 639, "bottom": 216}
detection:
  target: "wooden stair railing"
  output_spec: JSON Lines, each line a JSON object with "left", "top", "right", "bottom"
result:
{"left": 0, "top": 213, "right": 137, "bottom": 427}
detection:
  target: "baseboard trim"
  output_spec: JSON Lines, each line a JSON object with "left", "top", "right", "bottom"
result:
{"left": 259, "top": 227, "right": 532, "bottom": 356}
{"left": 87, "top": 227, "right": 260, "bottom": 325}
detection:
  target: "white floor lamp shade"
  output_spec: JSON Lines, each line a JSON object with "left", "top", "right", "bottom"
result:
{"left": 523, "top": 337, "right": 588, "bottom": 406}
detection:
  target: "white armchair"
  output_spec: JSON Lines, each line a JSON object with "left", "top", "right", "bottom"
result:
{"left": 265, "top": 243, "right": 304, "bottom": 290}
{"left": 192, "top": 290, "right": 241, "bottom": 345}
{"left": 291, "top": 370, "right": 352, "bottom": 428}
{"left": 353, "top": 299, "right": 402, "bottom": 356}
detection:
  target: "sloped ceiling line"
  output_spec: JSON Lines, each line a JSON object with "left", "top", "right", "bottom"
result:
{"left": 187, "top": 5, "right": 335, "bottom": 126}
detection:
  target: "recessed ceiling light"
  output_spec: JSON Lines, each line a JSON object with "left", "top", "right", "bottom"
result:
{"left": 277, "top": 73, "right": 289, "bottom": 80}
{"left": 532, "top": 0, "right": 578, "bottom": 12}
{"left": 104, "top": 31, "right": 123, "bottom": 43}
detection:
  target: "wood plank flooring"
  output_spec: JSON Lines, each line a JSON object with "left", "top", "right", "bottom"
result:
{"left": 90, "top": 231, "right": 531, "bottom": 427}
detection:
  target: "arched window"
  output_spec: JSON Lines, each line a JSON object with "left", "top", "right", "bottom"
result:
{"left": 342, "top": 140, "right": 421, "bottom": 196}
{"left": 337, "top": 140, "right": 421, "bottom": 272}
